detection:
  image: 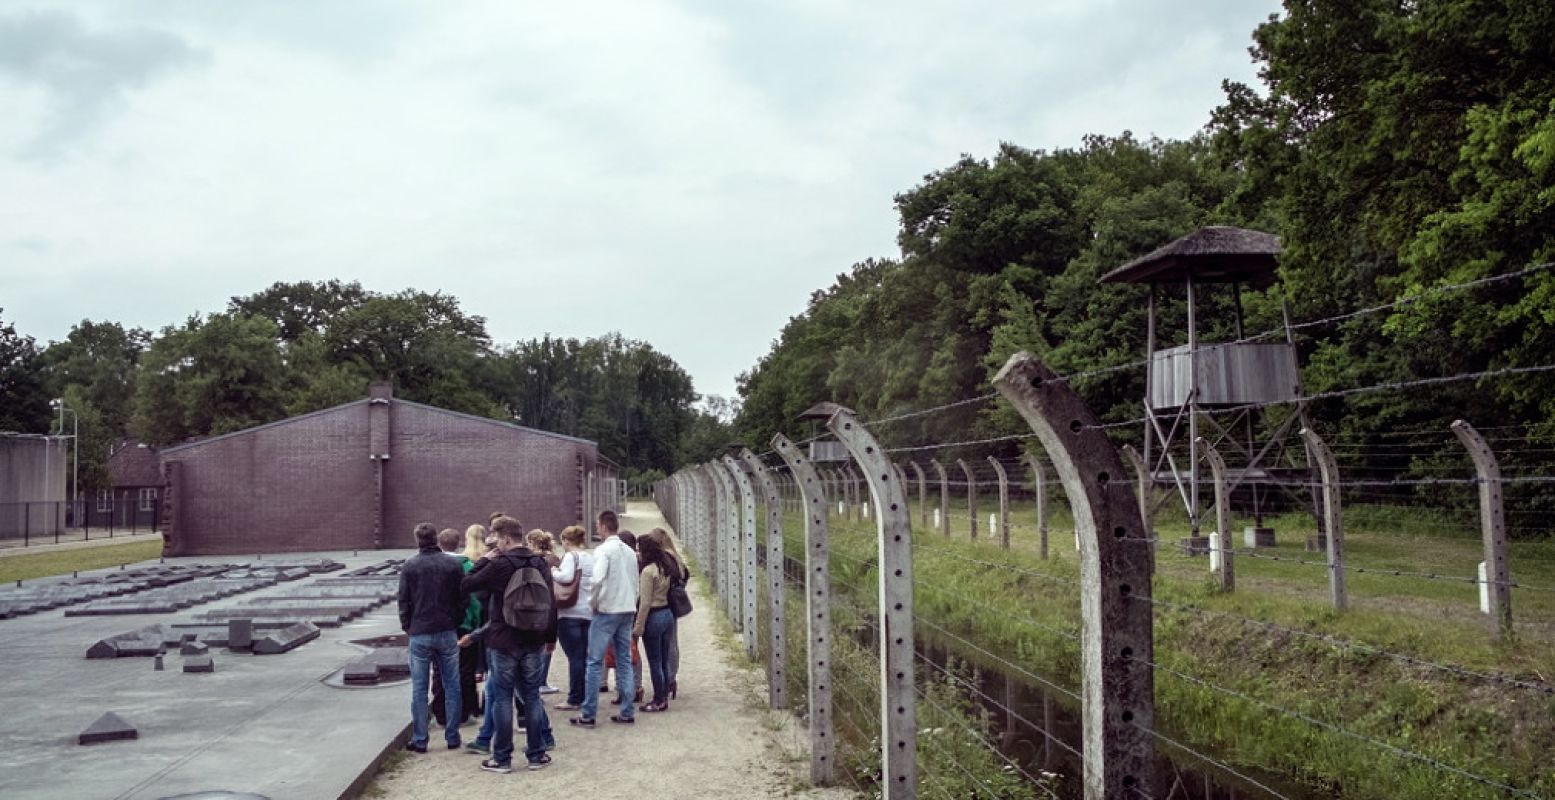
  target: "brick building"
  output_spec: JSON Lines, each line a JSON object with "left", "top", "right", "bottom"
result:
{"left": 93, "top": 439, "right": 164, "bottom": 530}
{"left": 158, "top": 384, "right": 619, "bottom": 556}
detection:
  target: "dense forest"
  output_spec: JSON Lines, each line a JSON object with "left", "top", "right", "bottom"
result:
{"left": 0, "top": 281, "right": 734, "bottom": 490}
{"left": 732, "top": 0, "right": 1555, "bottom": 510}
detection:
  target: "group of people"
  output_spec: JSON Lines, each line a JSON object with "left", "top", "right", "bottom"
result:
{"left": 396, "top": 508, "right": 690, "bottom": 774}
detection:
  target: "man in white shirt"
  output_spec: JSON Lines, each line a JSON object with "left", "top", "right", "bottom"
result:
{"left": 570, "top": 510, "right": 639, "bottom": 726}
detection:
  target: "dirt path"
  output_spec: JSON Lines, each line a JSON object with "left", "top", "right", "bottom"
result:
{"left": 366, "top": 502, "right": 852, "bottom": 800}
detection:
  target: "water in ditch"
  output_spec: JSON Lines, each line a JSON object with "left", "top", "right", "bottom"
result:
{"left": 780, "top": 554, "right": 1319, "bottom": 799}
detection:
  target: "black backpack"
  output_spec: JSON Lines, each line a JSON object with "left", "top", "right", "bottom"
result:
{"left": 667, "top": 565, "right": 694, "bottom": 619}
{"left": 500, "top": 554, "right": 553, "bottom": 632}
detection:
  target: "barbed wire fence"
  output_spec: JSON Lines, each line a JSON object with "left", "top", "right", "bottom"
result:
{"left": 653, "top": 266, "right": 1555, "bottom": 800}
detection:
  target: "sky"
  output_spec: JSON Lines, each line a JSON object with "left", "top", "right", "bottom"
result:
{"left": 0, "top": 0, "right": 1281, "bottom": 403}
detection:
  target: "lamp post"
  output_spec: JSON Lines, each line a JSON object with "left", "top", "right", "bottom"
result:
{"left": 50, "top": 399, "right": 78, "bottom": 526}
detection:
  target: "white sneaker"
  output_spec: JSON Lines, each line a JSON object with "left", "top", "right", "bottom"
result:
{"left": 538, "top": 685, "right": 560, "bottom": 695}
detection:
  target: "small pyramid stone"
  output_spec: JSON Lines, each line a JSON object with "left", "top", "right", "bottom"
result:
{"left": 79, "top": 712, "right": 137, "bottom": 745}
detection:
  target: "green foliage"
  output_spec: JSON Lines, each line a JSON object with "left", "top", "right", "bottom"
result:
{"left": 488, "top": 332, "right": 699, "bottom": 471}
{"left": 130, "top": 313, "right": 290, "bottom": 444}
{"left": 0, "top": 309, "right": 50, "bottom": 433}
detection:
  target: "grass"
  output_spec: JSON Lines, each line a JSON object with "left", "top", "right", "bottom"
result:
{"left": 0, "top": 539, "right": 164, "bottom": 584}
{"left": 773, "top": 497, "right": 1555, "bottom": 800}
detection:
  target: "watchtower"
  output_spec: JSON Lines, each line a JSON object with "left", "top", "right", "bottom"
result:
{"left": 1100, "top": 226, "right": 1313, "bottom": 543}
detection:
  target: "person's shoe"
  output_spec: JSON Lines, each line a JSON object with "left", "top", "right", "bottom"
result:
{"left": 404, "top": 742, "right": 428, "bottom": 754}
{"left": 446, "top": 739, "right": 462, "bottom": 750}
{"left": 464, "top": 741, "right": 490, "bottom": 754}
{"left": 568, "top": 716, "right": 596, "bottom": 728}
{"left": 479, "top": 759, "right": 512, "bottom": 774}
{"left": 554, "top": 702, "right": 580, "bottom": 711}
{"left": 609, "top": 714, "right": 635, "bottom": 725}
{"left": 669, "top": 680, "right": 678, "bottom": 699}
{"left": 640, "top": 700, "right": 668, "bottom": 713}
{"left": 527, "top": 753, "right": 552, "bottom": 771}
{"left": 538, "top": 685, "right": 559, "bottom": 695}
{"left": 600, "top": 684, "right": 610, "bottom": 693}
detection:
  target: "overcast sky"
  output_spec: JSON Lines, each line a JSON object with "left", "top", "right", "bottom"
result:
{"left": 1, "top": 0, "right": 1280, "bottom": 402}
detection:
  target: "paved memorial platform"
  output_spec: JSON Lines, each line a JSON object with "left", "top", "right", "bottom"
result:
{"left": 0, "top": 549, "right": 418, "bottom": 800}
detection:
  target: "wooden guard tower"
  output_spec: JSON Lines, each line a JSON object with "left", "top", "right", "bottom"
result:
{"left": 1100, "top": 226, "right": 1313, "bottom": 542}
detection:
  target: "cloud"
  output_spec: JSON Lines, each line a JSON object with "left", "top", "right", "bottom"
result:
{"left": 0, "top": 0, "right": 1280, "bottom": 398}
{"left": 0, "top": 9, "right": 204, "bottom": 159}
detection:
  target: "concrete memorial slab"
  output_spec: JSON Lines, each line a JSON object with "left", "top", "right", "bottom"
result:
{"left": 78, "top": 711, "right": 138, "bottom": 745}
{"left": 182, "top": 655, "right": 215, "bottom": 673}
{"left": 252, "top": 622, "right": 321, "bottom": 654}
{"left": 0, "top": 549, "right": 414, "bottom": 800}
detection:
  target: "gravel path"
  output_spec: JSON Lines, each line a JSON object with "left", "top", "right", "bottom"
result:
{"left": 366, "top": 502, "right": 853, "bottom": 800}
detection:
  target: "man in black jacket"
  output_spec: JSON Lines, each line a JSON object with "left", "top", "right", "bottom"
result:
{"left": 460, "top": 516, "right": 559, "bottom": 773}
{"left": 398, "top": 522, "right": 465, "bottom": 753}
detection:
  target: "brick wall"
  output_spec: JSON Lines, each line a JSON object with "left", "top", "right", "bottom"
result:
{"left": 159, "top": 395, "right": 597, "bottom": 556}
{"left": 380, "top": 402, "right": 589, "bottom": 546}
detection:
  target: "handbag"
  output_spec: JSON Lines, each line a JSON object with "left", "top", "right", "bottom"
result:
{"left": 554, "top": 552, "right": 581, "bottom": 610}
{"left": 667, "top": 566, "right": 693, "bottom": 618}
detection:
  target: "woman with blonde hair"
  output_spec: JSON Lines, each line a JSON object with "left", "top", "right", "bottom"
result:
{"left": 552, "top": 525, "right": 594, "bottom": 710}
{"left": 642, "top": 528, "right": 688, "bottom": 698}
{"left": 463, "top": 524, "right": 488, "bottom": 562}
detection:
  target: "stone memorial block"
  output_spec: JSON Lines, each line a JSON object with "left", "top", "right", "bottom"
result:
{"left": 228, "top": 618, "right": 254, "bottom": 651}
{"left": 180, "top": 640, "right": 210, "bottom": 656}
{"left": 183, "top": 655, "right": 215, "bottom": 673}
{"left": 252, "top": 622, "right": 321, "bottom": 654}
{"left": 343, "top": 662, "right": 381, "bottom": 685}
{"left": 78, "top": 712, "right": 138, "bottom": 745}
{"left": 86, "top": 626, "right": 167, "bottom": 659}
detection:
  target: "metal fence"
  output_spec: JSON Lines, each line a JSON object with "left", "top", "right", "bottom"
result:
{"left": 0, "top": 496, "right": 161, "bottom": 548}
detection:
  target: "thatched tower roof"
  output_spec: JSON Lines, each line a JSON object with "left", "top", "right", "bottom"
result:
{"left": 1099, "top": 226, "right": 1281, "bottom": 286}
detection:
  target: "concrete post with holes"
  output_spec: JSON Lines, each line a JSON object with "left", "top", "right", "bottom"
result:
{"left": 891, "top": 462, "right": 909, "bottom": 526}
{"left": 909, "top": 461, "right": 928, "bottom": 528}
{"left": 1196, "top": 438, "right": 1234, "bottom": 592}
{"left": 930, "top": 459, "right": 949, "bottom": 536}
{"left": 994, "top": 352, "right": 1154, "bottom": 800}
{"left": 739, "top": 448, "right": 789, "bottom": 709}
{"left": 698, "top": 464, "right": 722, "bottom": 618}
{"left": 1451, "top": 420, "right": 1513, "bottom": 640}
{"left": 1121, "top": 445, "right": 1153, "bottom": 544}
{"left": 827, "top": 409, "right": 916, "bottom": 799}
{"left": 1300, "top": 428, "right": 1347, "bottom": 612}
{"left": 722, "top": 455, "right": 760, "bottom": 657}
{"left": 956, "top": 458, "right": 978, "bottom": 539}
{"left": 1026, "top": 452, "right": 1050, "bottom": 560}
{"left": 772, "top": 434, "right": 836, "bottom": 786}
{"left": 707, "top": 462, "right": 738, "bottom": 627}
{"left": 988, "top": 456, "right": 1011, "bottom": 549}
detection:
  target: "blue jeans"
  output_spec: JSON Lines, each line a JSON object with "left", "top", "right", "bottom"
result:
{"left": 581, "top": 611, "right": 635, "bottom": 720}
{"left": 407, "top": 630, "right": 461, "bottom": 748}
{"left": 489, "top": 645, "right": 550, "bottom": 766}
{"left": 641, "top": 607, "right": 675, "bottom": 704}
{"left": 556, "top": 618, "right": 591, "bottom": 705}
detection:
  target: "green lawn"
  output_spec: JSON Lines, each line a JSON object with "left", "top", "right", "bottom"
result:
{"left": 0, "top": 540, "right": 164, "bottom": 584}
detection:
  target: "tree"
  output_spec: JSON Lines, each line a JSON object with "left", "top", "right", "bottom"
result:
{"left": 0, "top": 309, "right": 50, "bottom": 433}
{"left": 322, "top": 290, "right": 499, "bottom": 417}
{"left": 130, "top": 313, "right": 290, "bottom": 444}
{"left": 228, "top": 280, "right": 369, "bottom": 341}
